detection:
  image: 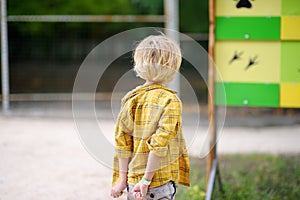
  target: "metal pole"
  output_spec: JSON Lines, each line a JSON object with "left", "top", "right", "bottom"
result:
{"left": 7, "top": 15, "right": 165, "bottom": 23}
{"left": 205, "top": 158, "right": 218, "bottom": 200}
{"left": 1, "top": 0, "right": 10, "bottom": 112}
{"left": 164, "top": 0, "right": 180, "bottom": 96}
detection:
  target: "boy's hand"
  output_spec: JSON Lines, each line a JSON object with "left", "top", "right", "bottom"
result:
{"left": 110, "top": 180, "right": 127, "bottom": 198}
{"left": 131, "top": 181, "right": 149, "bottom": 200}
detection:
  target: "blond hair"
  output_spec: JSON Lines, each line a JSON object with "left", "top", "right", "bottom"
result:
{"left": 133, "top": 35, "right": 182, "bottom": 83}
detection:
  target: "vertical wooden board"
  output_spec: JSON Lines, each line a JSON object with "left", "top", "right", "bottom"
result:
{"left": 281, "top": 42, "right": 300, "bottom": 82}
{"left": 282, "top": 0, "right": 300, "bottom": 15}
{"left": 215, "top": 82, "right": 279, "bottom": 107}
{"left": 216, "top": 0, "right": 281, "bottom": 16}
{"left": 215, "top": 41, "right": 280, "bottom": 83}
{"left": 216, "top": 17, "right": 280, "bottom": 40}
{"left": 280, "top": 83, "right": 300, "bottom": 108}
{"left": 281, "top": 16, "right": 300, "bottom": 40}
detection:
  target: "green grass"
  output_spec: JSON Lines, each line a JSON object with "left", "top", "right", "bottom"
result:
{"left": 176, "top": 154, "right": 300, "bottom": 200}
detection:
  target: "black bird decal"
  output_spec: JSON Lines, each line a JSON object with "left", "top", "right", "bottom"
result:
{"left": 245, "top": 56, "right": 258, "bottom": 71}
{"left": 229, "top": 51, "right": 243, "bottom": 64}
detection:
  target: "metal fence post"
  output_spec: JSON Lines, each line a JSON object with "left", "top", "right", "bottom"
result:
{"left": 1, "top": 0, "right": 10, "bottom": 112}
{"left": 164, "top": 0, "right": 180, "bottom": 96}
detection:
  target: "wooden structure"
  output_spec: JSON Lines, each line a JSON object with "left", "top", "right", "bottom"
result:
{"left": 207, "top": 0, "right": 300, "bottom": 199}
{"left": 206, "top": 0, "right": 224, "bottom": 199}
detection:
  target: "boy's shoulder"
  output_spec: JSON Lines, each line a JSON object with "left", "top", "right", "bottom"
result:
{"left": 147, "top": 87, "right": 180, "bottom": 102}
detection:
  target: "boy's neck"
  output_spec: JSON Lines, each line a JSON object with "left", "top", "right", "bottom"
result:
{"left": 144, "top": 80, "right": 165, "bottom": 86}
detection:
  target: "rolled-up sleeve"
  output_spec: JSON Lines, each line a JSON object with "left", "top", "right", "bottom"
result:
{"left": 114, "top": 106, "right": 133, "bottom": 158}
{"left": 146, "top": 99, "right": 181, "bottom": 157}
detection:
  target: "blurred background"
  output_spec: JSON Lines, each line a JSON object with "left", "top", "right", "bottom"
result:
{"left": 3, "top": 0, "right": 300, "bottom": 121}
{"left": 1, "top": 0, "right": 215, "bottom": 120}
{"left": 5, "top": 0, "right": 207, "bottom": 96}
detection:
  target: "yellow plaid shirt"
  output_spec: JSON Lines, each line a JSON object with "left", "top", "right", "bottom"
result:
{"left": 112, "top": 84, "right": 190, "bottom": 188}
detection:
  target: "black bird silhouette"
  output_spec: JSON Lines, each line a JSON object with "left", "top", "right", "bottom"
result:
{"left": 245, "top": 56, "right": 258, "bottom": 71}
{"left": 229, "top": 51, "right": 243, "bottom": 64}
{"left": 235, "top": 0, "right": 253, "bottom": 9}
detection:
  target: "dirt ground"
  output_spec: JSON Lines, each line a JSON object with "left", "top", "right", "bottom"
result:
{"left": 0, "top": 105, "right": 299, "bottom": 200}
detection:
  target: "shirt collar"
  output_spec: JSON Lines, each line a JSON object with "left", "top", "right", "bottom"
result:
{"left": 122, "top": 84, "right": 176, "bottom": 104}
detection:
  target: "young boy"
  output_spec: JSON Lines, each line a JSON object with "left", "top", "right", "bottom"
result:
{"left": 110, "top": 35, "right": 190, "bottom": 200}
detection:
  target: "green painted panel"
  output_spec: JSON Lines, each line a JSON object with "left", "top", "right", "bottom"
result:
{"left": 282, "top": 0, "right": 300, "bottom": 15}
{"left": 215, "top": 82, "right": 279, "bottom": 107}
{"left": 216, "top": 17, "right": 281, "bottom": 40}
{"left": 281, "top": 42, "right": 300, "bottom": 82}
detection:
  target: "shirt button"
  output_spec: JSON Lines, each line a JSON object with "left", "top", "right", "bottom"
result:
{"left": 150, "top": 193, "right": 155, "bottom": 198}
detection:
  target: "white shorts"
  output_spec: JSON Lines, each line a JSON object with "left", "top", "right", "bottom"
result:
{"left": 127, "top": 181, "right": 177, "bottom": 200}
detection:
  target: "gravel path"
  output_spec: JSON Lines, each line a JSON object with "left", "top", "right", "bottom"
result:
{"left": 0, "top": 116, "right": 299, "bottom": 200}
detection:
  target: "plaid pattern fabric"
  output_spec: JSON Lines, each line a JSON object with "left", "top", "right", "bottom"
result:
{"left": 112, "top": 84, "right": 190, "bottom": 188}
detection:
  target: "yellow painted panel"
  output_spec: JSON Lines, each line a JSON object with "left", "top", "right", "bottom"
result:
{"left": 280, "top": 83, "right": 300, "bottom": 108}
{"left": 281, "top": 16, "right": 300, "bottom": 40}
{"left": 216, "top": 0, "right": 281, "bottom": 16}
{"left": 215, "top": 41, "right": 280, "bottom": 83}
